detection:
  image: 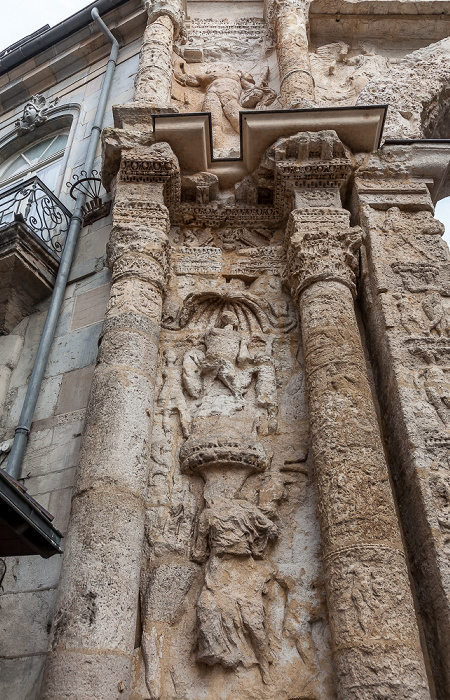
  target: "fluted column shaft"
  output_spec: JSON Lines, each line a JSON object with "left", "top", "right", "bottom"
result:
{"left": 285, "top": 207, "right": 430, "bottom": 698}
{"left": 40, "top": 146, "right": 177, "bottom": 700}
{"left": 271, "top": 0, "right": 315, "bottom": 108}
{"left": 134, "top": 0, "right": 183, "bottom": 105}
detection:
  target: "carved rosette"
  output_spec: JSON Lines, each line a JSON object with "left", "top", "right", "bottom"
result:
{"left": 284, "top": 208, "right": 363, "bottom": 301}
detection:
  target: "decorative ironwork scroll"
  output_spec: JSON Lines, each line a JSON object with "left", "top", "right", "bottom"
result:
{"left": 0, "top": 176, "right": 71, "bottom": 258}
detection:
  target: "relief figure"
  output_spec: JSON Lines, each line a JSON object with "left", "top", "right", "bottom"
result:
{"left": 192, "top": 494, "right": 278, "bottom": 683}
{"left": 173, "top": 59, "right": 276, "bottom": 148}
{"left": 421, "top": 365, "right": 450, "bottom": 425}
{"left": 181, "top": 309, "right": 278, "bottom": 427}
{"left": 157, "top": 349, "right": 191, "bottom": 438}
{"left": 422, "top": 293, "right": 450, "bottom": 336}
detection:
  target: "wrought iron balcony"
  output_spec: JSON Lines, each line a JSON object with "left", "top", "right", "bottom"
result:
{"left": 0, "top": 176, "right": 71, "bottom": 259}
{"left": 0, "top": 176, "right": 72, "bottom": 334}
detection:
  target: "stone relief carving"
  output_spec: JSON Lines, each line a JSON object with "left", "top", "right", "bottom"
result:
{"left": 191, "top": 493, "right": 278, "bottom": 682}
{"left": 135, "top": 255, "right": 333, "bottom": 698}
{"left": 157, "top": 348, "right": 191, "bottom": 438}
{"left": 163, "top": 287, "right": 297, "bottom": 334}
{"left": 429, "top": 473, "right": 450, "bottom": 532}
{"left": 419, "top": 365, "right": 450, "bottom": 425}
{"left": 310, "top": 41, "right": 392, "bottom": 108}
{"left": 173, "top": 60, "right": 277, "bottom": 150}
{"left": 422, "top": 293, "right": 450, "bottom": 337}
{"left": 356, "top": 37, "right": 450, "bottom": 139}
{"left": 171, "top": 18, "right": 279, "bottom": 154}
{"left": 15, "top": 93, "right": 59, "bottom": 133}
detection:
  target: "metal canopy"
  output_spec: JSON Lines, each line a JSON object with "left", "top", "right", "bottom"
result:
{"left": 0, "top": 469, "right": 63, "bottom": 558}
{"left": 152, "top": 104, "right": 388, "bottom": 188}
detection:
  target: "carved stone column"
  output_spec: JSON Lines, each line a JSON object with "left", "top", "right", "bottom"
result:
{"left": 134, "top": 0, "right": 184, "bottom": 106}
{"left": 40, "top": 144, "right": 178, "bottom": 700}
{"left": 269, "top": 0, "right": 315, "bottom": 108}
{"left": 283, "top": 135, "right": 430, "bottom": 698}
{"left": 353, "top": 172, "right": 450, "bottom": 696}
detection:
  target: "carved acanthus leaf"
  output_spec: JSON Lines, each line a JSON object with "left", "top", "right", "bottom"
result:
{"left": 284, "top": 208, "right": 363, "bottom": 299}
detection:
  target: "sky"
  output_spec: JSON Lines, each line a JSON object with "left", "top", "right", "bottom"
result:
{"left": 2, "top": 0, "right": 450, "bottom": 244}
{"left": 0, "top": 0, "right": 92, "bottom": 53}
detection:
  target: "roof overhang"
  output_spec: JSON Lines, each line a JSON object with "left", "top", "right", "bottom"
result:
{"left": 152, "top": 105, "right": 387, "bottom": 187}
{"left": 0, "top": 468, "right": 63, "bottom": 558}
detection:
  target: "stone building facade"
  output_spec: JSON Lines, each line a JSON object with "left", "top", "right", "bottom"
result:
{"left": 1, "top": 0, "right": 450, "bottom": 698}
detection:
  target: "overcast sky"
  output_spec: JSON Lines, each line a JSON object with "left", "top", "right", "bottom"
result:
{"left": 0, "top": 0, "right": 92, "bottom": 53}
{"left": 2, "top": 0, "right": 450, "bottom": 243}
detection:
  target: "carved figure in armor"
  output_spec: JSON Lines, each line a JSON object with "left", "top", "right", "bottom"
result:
{"left": 201, "top": 310, "right": 252, "bottom": 403}
{"left": 182, "top": 310, "right": 279, "bottom": 427}
{"left": 157, "top": 349, "right": 191, "bottom": 438}
{"left": 192, "top": 495, "right": 278, "bottom": 683}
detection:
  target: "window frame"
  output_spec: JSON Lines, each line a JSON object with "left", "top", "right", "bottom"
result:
{"left": 0, "top": 131, "right": 69, "bottom": 192}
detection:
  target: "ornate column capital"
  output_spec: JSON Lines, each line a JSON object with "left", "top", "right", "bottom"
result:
{"left": 105, "top": 143, "right": 180, "bottom": 293}
{"left": 144, "top": 0, "right": 184, "bottom": 38}
{"left": 284, "top": 208, "right": 363, "bottom": 300}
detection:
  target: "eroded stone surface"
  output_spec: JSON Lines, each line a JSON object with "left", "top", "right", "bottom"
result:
{"left": 4, "top": 2, "right": 448, "bottom": 700}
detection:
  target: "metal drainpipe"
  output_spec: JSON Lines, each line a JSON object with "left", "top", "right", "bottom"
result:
{"left": 6, "top": 8, "right": 119, "bottom": 480}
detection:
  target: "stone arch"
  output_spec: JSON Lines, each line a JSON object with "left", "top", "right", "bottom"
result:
{"left": 0, "top": 102, "right": 80, "bottom": 196}
{"left": 356, "top": 37, "right": 450, "bottom": 140}
{"left": 0, "top": 104, "right": 79, "bottom": 164}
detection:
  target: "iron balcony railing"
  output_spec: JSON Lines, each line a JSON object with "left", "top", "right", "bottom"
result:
{"left": 0, "top": 176, "right": 72, "bottom": 258}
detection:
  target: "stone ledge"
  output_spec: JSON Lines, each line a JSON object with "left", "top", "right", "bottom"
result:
{"left": 0, "top": 221, "right": 59, "bottom": 335}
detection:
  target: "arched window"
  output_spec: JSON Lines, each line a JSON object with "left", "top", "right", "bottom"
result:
{"left": 0, "top": 131, "right": 69, "bottom": 191}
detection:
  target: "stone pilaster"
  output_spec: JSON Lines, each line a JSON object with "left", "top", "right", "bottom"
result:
{"left": 39, "top": 144, "right": 179, "bottom": 700}
{"left": 354, "top": 174, "right": 450, "bottom": 696}
{"left": 269, "top": 0, "right": 315, "bottom": 108}
{"left": 283, "top": 144, "right": 430, "bottom": 696}
{"left": 134, "top": 0, "right": 184, "bottom": 106}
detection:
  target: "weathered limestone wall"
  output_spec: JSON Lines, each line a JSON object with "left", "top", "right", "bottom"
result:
{"left": 0, "top": 19, "right": 143, "bottom": 700}
{"left": 1, "top": 0, "right": 450, "bottom": 698}
{"left": 353, "top": 170, "right": 450, "bottom": 697}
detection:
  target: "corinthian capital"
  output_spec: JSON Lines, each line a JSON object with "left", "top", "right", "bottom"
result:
{"left": 284, "top": 208, "right": 363, "bottom": 300}
{"left": 145, "top": 0, "right": 184, "bottom": 37}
